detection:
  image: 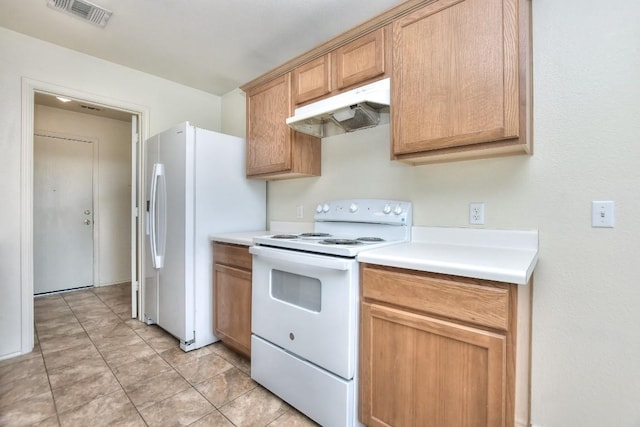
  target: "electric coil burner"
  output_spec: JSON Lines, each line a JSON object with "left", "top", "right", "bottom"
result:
{"left": 270, "top": 234, "right": 298, "bottom": 239}
{"left": 250, "top": 199, "right": 412, "bottom": 427}
{"left": 300, "top": 232, "right": 331, "bottom": 238}
{"left": 320, "top": 238, "right": 363, "bottom": 245}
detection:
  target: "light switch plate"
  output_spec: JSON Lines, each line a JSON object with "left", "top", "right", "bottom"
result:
{"left": 592, "top": 201, "right": 614, "bottom": 228}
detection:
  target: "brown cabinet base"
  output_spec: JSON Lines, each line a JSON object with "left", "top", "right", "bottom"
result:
{"left": 359, "top": 264, "right": 532, "bottom": 427}
{"left": 213, "top": 242, "right": 253, "bottom": 358}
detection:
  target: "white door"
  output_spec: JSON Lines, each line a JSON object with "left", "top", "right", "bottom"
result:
{"left": 34, "top": 134, "right": 94, "bottom": 294}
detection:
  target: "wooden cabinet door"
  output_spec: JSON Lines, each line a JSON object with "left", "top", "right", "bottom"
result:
{"left": 245, "top": 73, "right": 321, "bottom": 180}
{"left": 335, "top": 28, "right": 387, "bottom": 90}
{"left": 214, "top": 264, "right": 252, "bottom": 357}
{"left": 360, "top": 302, "right": 506, "bottom": 427}
{"left": 246, "top": 74, "right": 293, "bottom": 176}
{"left": 292, "top": 55, "right": 331, "bottom": 105}
{"left": 392, "top": 0, "right": 520, "bottom": 155}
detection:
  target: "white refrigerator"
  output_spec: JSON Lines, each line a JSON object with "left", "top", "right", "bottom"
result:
{"left": 144, "top": 122, "right": 265, "bottom": 351}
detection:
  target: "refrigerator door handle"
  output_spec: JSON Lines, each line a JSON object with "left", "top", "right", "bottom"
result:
{"left": 149, "top": 163, "right": 166, "bottom": 269}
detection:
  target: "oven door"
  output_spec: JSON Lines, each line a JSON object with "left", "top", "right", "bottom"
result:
{"left": 250, "top": 245, "right": 358, "bottom": 380}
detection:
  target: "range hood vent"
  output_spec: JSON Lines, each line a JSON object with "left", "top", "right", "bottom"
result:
{"left": 286, "top": 78, "right": 390, "bottom": 138}
{"left": 47, "top": 0, "right": 113, "bottom": 27}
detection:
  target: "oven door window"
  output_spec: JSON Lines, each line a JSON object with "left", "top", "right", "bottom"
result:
{"left": 271, "top": 270, "right": 321, "bottom": 312}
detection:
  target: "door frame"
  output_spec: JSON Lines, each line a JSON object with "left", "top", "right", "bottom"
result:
{"left": 20, "top": 77, "right": 149, "bottom": 354}
{"left": 33, "top": 131, "right": 100, "bottom": 293}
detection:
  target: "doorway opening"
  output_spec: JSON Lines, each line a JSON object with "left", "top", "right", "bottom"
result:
{"left": 21, "top": 78, "right": 148, "bottom": 355}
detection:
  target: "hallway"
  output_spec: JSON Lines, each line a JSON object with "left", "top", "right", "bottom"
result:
{"left": 0, "top": 284, "right": 316, "bottom": 426}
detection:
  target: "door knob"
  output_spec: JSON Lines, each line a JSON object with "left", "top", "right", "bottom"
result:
{"left": 84, "top": 219, "right": 91, "bottom": 225}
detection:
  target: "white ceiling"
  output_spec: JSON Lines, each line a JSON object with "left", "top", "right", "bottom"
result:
{"left": 0, "top": 0, "right": 405, "bottom": 96}
{"left": 34, "top": 92, "right": 134, "bottom": 122}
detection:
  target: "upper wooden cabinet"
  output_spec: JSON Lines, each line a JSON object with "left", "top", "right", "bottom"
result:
{"left": 291, "top": 27, "right": 390, "bottom": 107}
{"left": 292, "top": 55, "right": 332, "bottom": 105}
{"left": 391, "top": 0, "right": 531, "bottom": 164}
{"left": 245, "top": 73, "right": 321, "bottom": 180}
{"left": 334, "top": 28, "right": 387, "bottom": 91}
{"left": 241, "top": 0, "right": 531, "bottom": 173}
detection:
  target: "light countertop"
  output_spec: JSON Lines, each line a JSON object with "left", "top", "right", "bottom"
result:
{"left": 210, "top": 221, "right": 314, "bottom": 246}
{"left": 210, "top": 230, "right": 270, "bottom": 246}
{"left": 357, "top": 227, "right": 538, "bottom": 285}
{"left": 210, "top": 225, "right": 538, "bottom": 284}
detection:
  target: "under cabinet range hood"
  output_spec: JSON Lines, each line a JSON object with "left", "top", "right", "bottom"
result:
{"left": 286, "top": 78, "right": 390, "bottom": 138}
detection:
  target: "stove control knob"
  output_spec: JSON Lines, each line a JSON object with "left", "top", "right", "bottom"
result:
{"left": 322, "top": 203, "right": 330, "bottom": 213}
{"left": 349, "top": 203, "right": 358, "bottom": 213}
{"left": 316, "top": 204, "right": 323, "bottom": 214}
{"left": 383, "top": 204, "right": 392, "bottom": 214}
{"left": 393, "top": 204, "right": 404, "bottom": 215}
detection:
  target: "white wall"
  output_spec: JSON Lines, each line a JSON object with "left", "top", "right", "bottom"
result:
{"left": 221, "top": 88, "right": 246, "bottom": 138}
{"left": 34, "top": 105, "right": 132, "bottom": 286}
{"left": 236, "top": 1, "right": 640, "bottom": 425}
{"left": 0, "top": 27, "right": 223, "bottom": 359}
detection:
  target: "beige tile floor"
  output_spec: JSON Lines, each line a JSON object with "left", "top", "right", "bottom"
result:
{"left": 0, "top": 283, "right": 318, "bottom": 426}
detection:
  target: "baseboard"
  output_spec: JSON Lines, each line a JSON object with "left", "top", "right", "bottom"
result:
{"left": 95, "top": 280, "right": 131, "bottom": 287}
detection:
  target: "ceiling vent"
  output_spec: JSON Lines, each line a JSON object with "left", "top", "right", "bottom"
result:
{"left": 47, "top": 0, "right": 112, "bottom": 27}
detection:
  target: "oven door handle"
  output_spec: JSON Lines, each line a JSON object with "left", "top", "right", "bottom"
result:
{"left": 249, "top": 246, "right": 353, "bottom": 271}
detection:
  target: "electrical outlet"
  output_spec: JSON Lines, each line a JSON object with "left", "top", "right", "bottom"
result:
{"left": 469, "top": 203, "right": 485, "bottom": 225}
{"left": 296, "top": 205, "right": 304, "bottom": 219}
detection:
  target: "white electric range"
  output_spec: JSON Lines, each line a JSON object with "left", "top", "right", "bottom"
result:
{"left": 250, "top": 199, "right": 412, "bottom": 427}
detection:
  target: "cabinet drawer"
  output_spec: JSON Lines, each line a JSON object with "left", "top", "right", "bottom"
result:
{"left": 213, "top": 242, "right": 252, "bottom": 270}
{"left": 361, "top": 265, "right": 510, "bottom": 331}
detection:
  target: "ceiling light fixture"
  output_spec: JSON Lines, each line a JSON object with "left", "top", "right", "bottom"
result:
{"left": 47, "top": 0, "right": 112, "bottom": 27}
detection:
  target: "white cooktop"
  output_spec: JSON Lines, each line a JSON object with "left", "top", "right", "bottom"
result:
{"left": 253, "top": 199, "right": 413, "bottom": 257}
{"left": 252, "top": 233, "right": 406, "bottom": 257}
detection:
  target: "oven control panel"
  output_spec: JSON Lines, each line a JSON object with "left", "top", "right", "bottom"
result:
{"left": 314, "top": 199, "right": 412, "bottom": 225}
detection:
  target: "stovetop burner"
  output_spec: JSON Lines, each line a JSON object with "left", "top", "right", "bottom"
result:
{"left": 320, "top": 238, "right": 363, "bottom": 245}
{"left": 271, "top": 234, "right": 299, "bottom": 239}
{"left": 299, "top": 232, "right": 332, "bottom": 238}
{"left": 357, "top": 237, "right": 385, "bottom": 242}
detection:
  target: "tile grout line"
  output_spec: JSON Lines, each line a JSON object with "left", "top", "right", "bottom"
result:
{"left": 36, "top": 293, "right": 85, "bottom": 426}
{"left": 32, "top": 323, "right": 63, "bottom": 427}
{"left": 34, "top": 287, "right": 311, "bottom": 427}
{"left": 92, "top": 285, "right": 253, "bottom": 426}
{"left": 61, "top": 288, "right": 150, "bottom": 426}
{"left": 139, "top": 335, "right": 236, "bottom": 425}
{"left": 91, "top": 285, "right": 221, "bottom": 425}
{"left": 82, "top": 288, "right": 152, "bottom": 426}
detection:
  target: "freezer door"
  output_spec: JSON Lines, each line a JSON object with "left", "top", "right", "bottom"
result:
{"left": 143, "top": 134, "right": 159, "bottom": 324}
{"left": 157, "top": 123, "right": 195, "bottom": 346}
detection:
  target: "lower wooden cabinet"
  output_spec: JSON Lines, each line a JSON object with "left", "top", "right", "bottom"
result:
{"left": 213, "top": 242, "right": 253, "bottom": 357}
{"left": 359, "top": 264, "right": 532, "bottom": 427}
